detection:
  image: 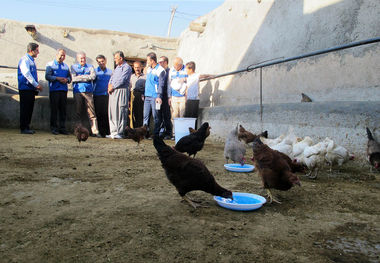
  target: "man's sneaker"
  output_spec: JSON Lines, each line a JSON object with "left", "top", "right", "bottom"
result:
{"left": 106, "top": 135, "right": 113, "bottom": 139}
{"left": 21, "top": 129, "right": 34, "bottom": 134}
{"left": 163, "top": 135, "right": 172, "bottom": 140}
{"left": 59, "top": 130, "right": 69, "bottom": 135}
{"left": 51, "top": 130, "right": 59, "bottom": 135}
{"left": 113, "top": 134, "right": 123, "bottom": 139}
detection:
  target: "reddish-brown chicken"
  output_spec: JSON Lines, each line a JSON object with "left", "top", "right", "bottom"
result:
{"left": 252, "top": 137, "right": 301, "bottom": 203}
{"left": 366, "top": 127, "right": 380, "bottom": 172}
{"left": 154, "top": 136, "right": 232, "bottom": 209}
{"left": 238, "top": 125, "right": 268, "bottom": 144}
{"left": 74, "top": 124, "right": 89, "bottom": 143}
{"left": 125, "top": 125, "right": 148, "bottom": 145}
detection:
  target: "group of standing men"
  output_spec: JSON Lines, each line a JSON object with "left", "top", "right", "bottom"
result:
{"left": 17, "top": 42, "right": 201, "bottom": 140}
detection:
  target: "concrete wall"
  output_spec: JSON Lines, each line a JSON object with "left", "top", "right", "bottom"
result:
{"left": 177, "top": 0, "right": 380, "bottom": 106}
{"left": 0, "top": 18, "right": 178, "bottom": 95}
{"left": 199, "top": 101, "right": 380, "bottom": 156}
{"left": 0, "top": 94, "right": 85, "bottom": 132}
{"left": 174, "top": 0, "right": 380, "bottom": 155}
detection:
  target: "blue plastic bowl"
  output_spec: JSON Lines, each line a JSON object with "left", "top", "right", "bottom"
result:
{"left": 224, "top": 163, "right": 255, "bottom": 173}
{"left": 214, "top": 192, "right": 266, "bottom": 211}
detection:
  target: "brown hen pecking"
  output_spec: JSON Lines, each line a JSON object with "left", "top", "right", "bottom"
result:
{"left": 252, "top": 137, "right": 301, "bottom": 203}
{"left": 154, "top": 136, "right": 232, "bottom": 209}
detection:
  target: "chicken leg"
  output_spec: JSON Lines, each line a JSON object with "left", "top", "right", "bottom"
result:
{"left": 266, "top": 189, "right": 281, "bottom": 204}
{"left": 182, "top": 196, "right": 209, "bottom": 209}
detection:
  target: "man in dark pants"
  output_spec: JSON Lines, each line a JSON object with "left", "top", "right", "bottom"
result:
{"left": 143, "top": 52, "right": 166, "bottom": 138}
{"left": 129, "top": 61, "right": 145, "bottom": 128}
{"left": 158, "top": 56, "right": 172, "bottom": 139}
{"left": 17, "top": 42, "right": 43, "bottom": 134}
{"left": 94, "top": 54, "right": 112, "bottom": 137}
{"left": 45, "top": 48, "right": 71, "bottom": 135}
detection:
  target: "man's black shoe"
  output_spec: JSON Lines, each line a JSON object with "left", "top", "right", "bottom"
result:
{"left": 21, "top": 129, "right": 34, "bottom": 134}
{"left": 51, "top": 130, "right": 59, "bottom": 135}
{"left": 59, "top": 130, "right": 69, "bottom": 135}
{"left": 163, "top": 135, "right": 172, "bottom": 140}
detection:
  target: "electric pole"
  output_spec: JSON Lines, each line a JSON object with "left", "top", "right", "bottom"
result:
{"left": 167, "top": 5, "right": 177, "bottom": 37}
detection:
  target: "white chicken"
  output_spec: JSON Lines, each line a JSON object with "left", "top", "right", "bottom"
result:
{"left": 292, "top": 136, "right": 314, "bottom": 158}
{"left": 297, "top": 138, "right": 330, "bottom": 179}
{"left": 325, "top": 142, "right": 353, "bottom": 172}
{"left": 270, "top": 140, "right": 294, "bottom": 159}
{"left": 265, "top": 128, "right": 300, "bottom": 158}
{"left": 261, "top": 134, "right": 285, "bottom": 148}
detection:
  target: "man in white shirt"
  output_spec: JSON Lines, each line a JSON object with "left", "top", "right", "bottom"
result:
{"left": 184, "top": 61, "right": 200, "bottom": 128}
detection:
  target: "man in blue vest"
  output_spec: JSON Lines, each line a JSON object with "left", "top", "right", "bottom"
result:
{"left": 45, "top": 48, "right": 71, "bottom": 135}
{"left": 143, "top": 52, "right": 166, "bottom": 138}
{"left": 17, "top": 42, "right": 43, "bottom": 134}
{"left": 94, "top": 54, "right": 112, "bottom": 137}
{"left": 70, "top": 51, "right": 99, "bottom": 137}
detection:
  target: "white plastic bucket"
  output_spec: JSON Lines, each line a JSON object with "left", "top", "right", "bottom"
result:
{"left": 174, "top": 117, "right": 196, "bottom": 144}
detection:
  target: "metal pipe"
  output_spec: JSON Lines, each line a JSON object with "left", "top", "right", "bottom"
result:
{"left": 200, "top": 37, "right": 380, "bottom": 82}
{"left": 0, "top": 65, "right": 46, "bottom": 71}
{"left": 260, "top": 67, "right": 263, "bottom": 123}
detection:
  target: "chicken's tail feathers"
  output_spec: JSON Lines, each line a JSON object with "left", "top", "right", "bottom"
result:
{"left": 366, "top": 127, "right": 374, "bottom": 141}
{"left": 260, "top": 130, "right": 268, "bottom": 138}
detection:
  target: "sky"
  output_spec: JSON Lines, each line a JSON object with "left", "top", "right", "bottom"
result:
{"left": 1, "top": 0, "right": 224, "bottom": 37}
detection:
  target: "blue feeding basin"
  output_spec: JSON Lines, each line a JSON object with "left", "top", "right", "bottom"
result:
{"left": 224, "top": 163, "right": 255, "bottom": 172}
{"left": 214, "top": 192, "right": 266, "bottom": 211}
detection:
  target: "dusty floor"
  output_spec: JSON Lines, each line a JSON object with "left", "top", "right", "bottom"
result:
{"left": 0, "top": 128, "right": 379, "bottom": 263}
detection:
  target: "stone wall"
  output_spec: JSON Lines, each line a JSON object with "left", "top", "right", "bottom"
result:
{"left": 0, "top": 18, "right": 178, "bottom": 95}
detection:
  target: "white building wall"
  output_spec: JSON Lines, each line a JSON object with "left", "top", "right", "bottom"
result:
{"left": 177, "top": 0, "right": 380, "bottom": 107}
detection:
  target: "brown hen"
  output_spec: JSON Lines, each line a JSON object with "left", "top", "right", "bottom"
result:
{"left": 252, "top": 137, "right": 301, "bottom": 203}
{"left": 74, "top": 124, "right": 89, "bottom": 143}
{"left": 238, "top": 125, "right": 268, "bottom": 144}
{"left": 125, "top": 124, "right": 148, "bottom": 145}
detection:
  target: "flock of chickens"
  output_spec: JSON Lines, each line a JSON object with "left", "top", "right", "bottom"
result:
{"left": 73, "top": 122, "right": 380, "bottom": 209}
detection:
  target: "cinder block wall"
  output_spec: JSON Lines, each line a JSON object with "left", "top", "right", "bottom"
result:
{"left": 0, "top": 94, "right": 87, "bottom": 132}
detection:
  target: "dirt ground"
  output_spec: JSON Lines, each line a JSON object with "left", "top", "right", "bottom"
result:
{"left": 0, "top": 128, "right": 379, "bottom": 263}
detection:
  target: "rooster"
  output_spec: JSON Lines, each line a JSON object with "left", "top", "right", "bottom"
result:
{"left": 237, "top": 124, "right": 268, "bottom": 144}
{"left": 366, "top": 127, "right": 380, "bottom": 172}
{"left": 224, "top": 125, "right": 246, "bottom": 165}
{"left": 252, "top": 137, "right": 301, "bottom": 204}
{"left": 153, "top": 136, "right": 233, "bottom": 209}
{"left": 125, "top": 124, "right": 148, "bottom": 146}
{"left": 74, "top": 124, "right": 89, "bottom": 143}
{"left": 174, "top": 122, "right": 211, "bottom": 158}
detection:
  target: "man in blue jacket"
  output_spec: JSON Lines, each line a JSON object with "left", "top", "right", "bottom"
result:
{"left": 17, "top": 42, "right": 43, "bottom": 134}
{"left": 71, "top": 51, "right": 99, "bottom": 137}
{"left": 94, "top": 54, "right": 112, "bottom": 137}
{"left": 143, "top": 52, "right": 166, "bottom": 138}
{"left": 45, "top": 48, "right": 71, "bottom": 135}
